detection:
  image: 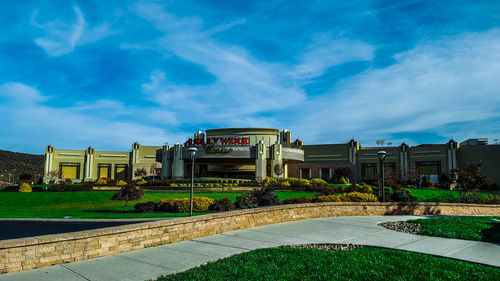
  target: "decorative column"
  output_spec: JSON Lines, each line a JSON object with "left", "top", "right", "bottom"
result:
{"left": 84, "top": 146, "right": 95, "bottom": 181}
{"left": 447, "top": 140, "right": 458, "bottom": 172}
{"left": 348, "top": 139, "right": 359, "bottom": 181}
{"left": 43, "top": 145, "right": 55, "bottom": 183}
{"left": 255, "top": 140, "right": 267, "bottom": 180}
{"left": 172, "top": 143, "right": 185, "bottom": 179}
{"left": 271, "top": 142, "right": 283, "bottom": 177}
{"left": 400, "top": 143, "right": 409, "bottom": 181}
{"left": 161, "top": 143, "right": 172, "bottom": 179}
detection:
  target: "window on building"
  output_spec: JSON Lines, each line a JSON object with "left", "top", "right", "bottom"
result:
{"left": 416, "top": 161, "right": 441, "bottom": 183}
{"left": 361, "top": 163, "right": 377, "bottom": 181}
{"left": 98, "top": 164, "right": 111, "bottom": 178}
{"left": 320, "top": 168, "right": 330, "bottom": 180}
{"left": 59, "top": 163, "right": 80, "bottom": 179}
{"left": 300, "top": 168, "right": 310, "bottom": 179}
{"left": 115, "top": 164, "right": 128, "bottom": 181}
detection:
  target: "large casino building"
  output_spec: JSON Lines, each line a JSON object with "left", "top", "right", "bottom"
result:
{"left": 43, "top": 128, "right": 500, "bottom": 186}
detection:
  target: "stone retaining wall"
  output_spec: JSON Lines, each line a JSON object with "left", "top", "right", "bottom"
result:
{"left": 1, "top": 202, "right": 499, "bottom": 273}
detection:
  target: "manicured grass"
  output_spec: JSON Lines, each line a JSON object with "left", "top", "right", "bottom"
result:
{"left": 157, "top": 247, "right": 500, "bottom": 281}
{"left": 408, "top": 216, "right": 500, "bottom": 242}
{"left": 0, "top": 191, "right": 316, "bottom": 219}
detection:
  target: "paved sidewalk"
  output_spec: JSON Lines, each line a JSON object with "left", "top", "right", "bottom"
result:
{"left": 1, "top": 215, "right": 499, "bottom": 281}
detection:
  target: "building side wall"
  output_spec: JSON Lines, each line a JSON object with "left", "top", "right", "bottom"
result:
{"left": 457, "top": 145, "right": 500, "bottom": 186}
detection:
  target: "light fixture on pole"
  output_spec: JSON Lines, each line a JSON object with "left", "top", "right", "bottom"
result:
{"left": 377, "top": 151, "right": 387, "bottom": 202}
{"left": 187, "top": 147, "right": 198, "bottom": 216}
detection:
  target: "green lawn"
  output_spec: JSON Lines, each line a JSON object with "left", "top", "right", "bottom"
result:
{"left": 157, "top": 247, "right": 500, "bottom": 281}
{"left": 407, "top": 216, "right": 500, "bottom": 242}
{"left": 0, "top": 191, "right": 316, "bottom": 219}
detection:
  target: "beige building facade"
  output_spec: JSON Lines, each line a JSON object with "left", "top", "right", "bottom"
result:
{"left": 44, "top": 128, "right": 499, "bottom": 186}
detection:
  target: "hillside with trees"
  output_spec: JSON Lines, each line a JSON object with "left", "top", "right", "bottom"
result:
{"left": 0, "top": 149, "right": 44, "bottom": 182}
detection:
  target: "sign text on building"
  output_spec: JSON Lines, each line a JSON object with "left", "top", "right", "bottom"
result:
{"left": 187, "top": 137, "right": 250, "bottom": 146}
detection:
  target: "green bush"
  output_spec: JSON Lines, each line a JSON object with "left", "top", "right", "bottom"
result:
{"left": 116, "top": 180, "right": 127, "bottom": 186}
{"left": 252, "top": 188, "right": 281, "bottom": 206}
{"left": 19, "top": 183, "right": 32, "bottom": 193}
{"left": 158, "top": 197, "right": 215, "bottom": 213}
{"left": 282, "top": 197, "right": 314, "bottom": 204}
{"left": 340, "top": 192, "right": 378, "bottom": 202}
{"left": 287, "top": 178, "right": 311, "bottom": 187}
{"left": 134, "top": 201, "right": 157, "bottom": 213}
{"left": 209, "top": 197, "right": 235, "bottom": 212}
{"left": 235, "top": 192, "right": 259, "bottom": 209}
{"left": 96, "top": 178, "right": 107, "bottom": 185}
{"left": 314, "top": 194, "right": 342, "bottom": 202}
{"left": 261, "top": 177, "right": 279, "bottom": 187}
{"left": 310, "top": 178, "right": 328, "bottom": 187}
{"left": 340, "top": 176, "right": 350, "bottom": 184}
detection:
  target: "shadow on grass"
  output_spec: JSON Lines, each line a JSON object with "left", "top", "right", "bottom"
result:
{"left": 481, "top": 221, "right": 500, "bottom": 243}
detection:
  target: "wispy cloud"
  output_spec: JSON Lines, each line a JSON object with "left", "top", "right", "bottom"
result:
{"left": 292, "top": 29, "right": 500, "bottom": 145}
{"left": 31, "top": 6, "right": 114, "bottom": 56}
{"left": 0, "top": 82, "right": 187, "bottom": 152}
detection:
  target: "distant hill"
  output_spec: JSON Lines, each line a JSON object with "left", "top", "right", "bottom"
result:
{"left": 0, "top": 150, "right": 44, "bottom": 180}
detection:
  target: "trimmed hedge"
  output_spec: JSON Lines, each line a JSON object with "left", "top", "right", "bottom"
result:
{"left": 158, "top": 197, "right": 215, "bottom": 213}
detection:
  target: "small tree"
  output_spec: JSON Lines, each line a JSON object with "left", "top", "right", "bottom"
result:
{"left": 274, "top": 164, "right": 283, "bottom": 182}
{"left": 47, "top": 169, "right": 60, "bottom": 183}
{"left": 453, "top": 163, "right": 491, "bottom": 193}
{"left": 134, "top": 168, "right": 147, "bottom": 179}
{"left": 111, "top": 184, "right": 145, "bottom": 211}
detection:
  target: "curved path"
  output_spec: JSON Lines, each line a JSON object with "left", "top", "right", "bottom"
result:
{"left": 1, "top": 215, "right": 499, "bottom": 281}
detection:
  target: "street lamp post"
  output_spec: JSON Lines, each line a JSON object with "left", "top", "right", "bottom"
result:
{"left": 378, "top": 151, "right": 387, "bottom": 202}
{"left": 187, "top": 147, "right": 198, "bottom": 216}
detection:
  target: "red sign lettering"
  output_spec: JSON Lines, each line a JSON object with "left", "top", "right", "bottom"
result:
{"left": 186, "top": 137, "right": 250, "bottom": 146}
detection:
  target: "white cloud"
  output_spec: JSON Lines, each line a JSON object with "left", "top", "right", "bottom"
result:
{"left": 0, "top": 82, "right": 186, "bottom": 153}
{"left": 31, "top": 6, "right": 115, "bottom": 56}
{"left": 290, "top": 29, "right": 500, "bottom": 145}
{"left": 293, "top": 33, "right": 375, "bottom": 79}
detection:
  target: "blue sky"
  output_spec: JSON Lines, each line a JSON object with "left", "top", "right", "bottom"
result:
{"left": 1, "top": 0, "right": 500, "bottom": 154}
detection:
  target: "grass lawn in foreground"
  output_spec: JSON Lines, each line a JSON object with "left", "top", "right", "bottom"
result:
{"left": 157, "top": 247, "right": 500, "bottom": 281}
{"left": 0, "top": 191, "right": 316, "bottom": 219}
{"left": 407, "top": 216, "right": 500, "bottom": 242}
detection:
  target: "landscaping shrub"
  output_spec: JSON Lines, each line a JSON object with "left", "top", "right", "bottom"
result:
{"left": 19, "top": 183, "right": 32, "bottom": 193}
{"left": 158, "top": 197, "right": 215, "bottom": 213}
{"left": 142, "top": 180, "right": 171, "bottom": 187}
{"left": 314, "top": 194, "right": 342, "bottom": 202}
{"left": 361, "top": 185, "right": 373, "bottom": 194}
{"left": 235, "top": 192, "right": 259, "bottom": 209}
{"left": 307, "top": 185, "right": 337, "bottom": 195}
{"left": 136, "top": 179, "right": 147, "bottom": 185}
{"left": 282, "top": 196, "right": 314, "bottom": 204}
{"left": 340, "top": 192, "right": 378, "bottom": 202}
{"left": 287, "top": 178, "right": 311, "bottom": 187}
{"left": 310, "top": 178, "right": 328, "bottom": 187}
{"left": 340, "top": 176, "right": 350, "bottom": 184}
{"left": 209, "top": 197, "right": 235, "bottom": 212}
{"left": 279, "top": 181, "right": 291, "bottom": 188}
{"left": 116, "top": 180, "right": 127, "bottom": 186}
{"left": 261, "top": 177, "right": 279, "bottom": 187}
{"left": 95, "top": 178, "right": 107, "bottom": 185}
{"left": 252, "top": 188, "right": 281, "bottom": 206}
{"left": 134, "top": 201, "right": 157, "bottom": 213}
{"left": 390, "top": 190, "right": 417, "bottom": 202}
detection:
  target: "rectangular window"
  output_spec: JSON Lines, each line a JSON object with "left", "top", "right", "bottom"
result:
{"left": 320, "top": 168, "right": 330, "bottom": 180}
{"left": 300, "top": 168, "right": 310, "bottom": 179}
{"left": 60, "top": 163, "right": 80, "bottom": 179}
{"left": 416, "top": 161, "right": 441, "bottom": 175}
{"left": 98, "top": 164, "right": 111, "bottom": 178}
{"left": 115, "top": 164, "right": 128, "bottom": 181}
{"left": 361, "top": 163, "right": 377, "bottom": 181}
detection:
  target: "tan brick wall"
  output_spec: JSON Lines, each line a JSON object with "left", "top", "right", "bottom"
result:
{"left": 1, "top": 203, "right": 499, "bottom": 273}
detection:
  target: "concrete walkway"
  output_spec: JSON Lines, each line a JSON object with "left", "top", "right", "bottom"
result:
{"left": 1, "top": 215, "right": 499, "bottom": 281}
